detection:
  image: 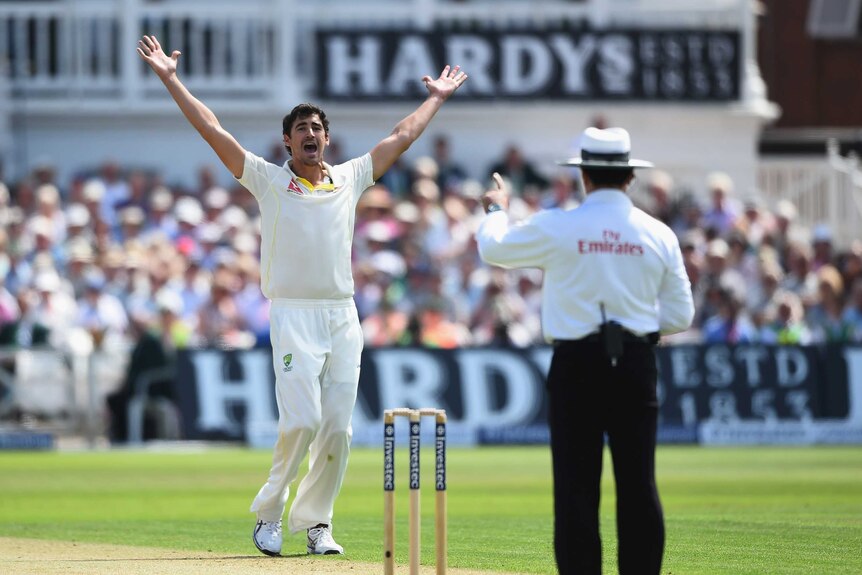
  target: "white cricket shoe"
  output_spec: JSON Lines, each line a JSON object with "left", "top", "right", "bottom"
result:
{"left": 307, "top": 523, "right": 344, "bottom": 555}
{"left": 253, "top": 519, "right": 282, "bottom": 556}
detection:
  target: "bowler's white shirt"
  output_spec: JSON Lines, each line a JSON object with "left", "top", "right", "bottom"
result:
{"left": 476, "top": 189, "right": 694, "bottom": 342}
{"left": 237, "top": 151, "right": 374, "bottom": 300}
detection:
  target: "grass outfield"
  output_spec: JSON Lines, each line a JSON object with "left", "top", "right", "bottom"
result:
{"left": 0, "top": 445, "right": 860, "bottom": 574}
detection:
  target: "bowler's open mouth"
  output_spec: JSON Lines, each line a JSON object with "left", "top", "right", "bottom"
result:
{"left": 304, "top": 142, "right": 318, "bottom": 153}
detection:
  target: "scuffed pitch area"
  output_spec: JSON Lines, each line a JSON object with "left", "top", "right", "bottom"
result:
{"left": 0, "top": 537, "right": 523, "bottom": 575}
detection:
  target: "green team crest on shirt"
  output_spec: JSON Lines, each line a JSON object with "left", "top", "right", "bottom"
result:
{"left": 282, "top": 354, "right": 293, "bottom": 372}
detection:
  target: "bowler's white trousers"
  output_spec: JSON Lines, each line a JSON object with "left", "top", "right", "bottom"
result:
{"left": 250, "top": 298, "right": 363, "bottom": 533}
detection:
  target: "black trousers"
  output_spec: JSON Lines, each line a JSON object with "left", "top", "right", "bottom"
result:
{"left": 548, "top": 339, "right": 664, "bottom": 575}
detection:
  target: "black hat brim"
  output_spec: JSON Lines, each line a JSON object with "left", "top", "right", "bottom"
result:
{"left": 558, "top": 158, "right": 654, "bottom": 170}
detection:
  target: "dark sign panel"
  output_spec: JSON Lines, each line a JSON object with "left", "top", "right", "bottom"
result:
{"left": 314, "top": 27, "right": 741, "bottom": 101}
{"left": 172, "top": 344, "right": 862, "bottom": 446}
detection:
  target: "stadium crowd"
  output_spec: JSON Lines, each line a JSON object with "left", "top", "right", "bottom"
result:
{"left": 1, "top": 135, "right": 862, "bottom": 362}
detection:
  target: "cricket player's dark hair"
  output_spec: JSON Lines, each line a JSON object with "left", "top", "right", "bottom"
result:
{"left": 282, "top": 103, "right": 330, "bottom": 136}
{"left": 282, "top": 103, "right": 330, "bottom": 156}
{"left": 582, "top": 167, "right": 635, "bottom": 189}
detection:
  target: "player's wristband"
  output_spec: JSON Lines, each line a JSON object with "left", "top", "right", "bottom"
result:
{"left": 486, "top": 203, "right": 503, "bottom": 214}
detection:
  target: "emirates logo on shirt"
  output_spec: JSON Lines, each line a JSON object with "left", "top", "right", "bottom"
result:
{"left": 286, "top": 179, "right": 304, "bottom": 195}
{"left": 578, "top": 229, "right": 645, "bottom": 256}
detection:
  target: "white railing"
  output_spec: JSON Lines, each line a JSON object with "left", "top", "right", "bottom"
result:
{"left": 0, "top": 0, "right": 750, "bottom": 110}
{"left": 758, "top": 143, "right": 862, "bottom": 249}
{"left": 0, "top": 346, "right": 127, "bottom": 446}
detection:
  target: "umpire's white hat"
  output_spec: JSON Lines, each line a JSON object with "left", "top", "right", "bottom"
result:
{"left": 559, "top": 127, "right": 654, "bottom": 170}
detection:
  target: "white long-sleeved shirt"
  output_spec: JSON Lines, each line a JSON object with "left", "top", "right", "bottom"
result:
{"left": 237, "top": 151, "right": 374, "bottom": 300}
{"left": 476, "top": 189, "right": 694, "bottom": 342}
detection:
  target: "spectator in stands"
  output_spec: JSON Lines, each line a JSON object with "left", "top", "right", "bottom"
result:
{"left": 26, "top": 216, "right": 66, "bottom": 271}
{"left": 694, "top": 238, "right": 744, "bottom": 327}
{"left": 541, "top": 172, "right": 580, "bottom": 211}
{"left": 411, "top": 178, "right": 450, "bottom": 261}
{"left": 194, "top": 164, "right": 219, "bottom": 197}
{"left": 0, "top": 227, "right": 11, "bottom": 286}
{"left": 175, "top": 256, "right": 208, "bottom": 327}
{"left": 701, "top": 171, "right": 741, "bottom": 236}
{"left": 781, "top": 241, "right": 819, "bottom": 305}
{"left": 669, "top": 190, "right": 703, "bottom": 237}
{"left": 416, "top": 295, "right": 471, "bottom": 348}
{"left": 748, "top": 257, "right": 788, "bottom": 326}
{"left": 456, "top": 179, "right": 487, "bottom": 220}
{"left": 2, "top": 209, "right": 28, "bottom": 290}
{"left": 413, "top": 257, "right": 455, "bottom": 311}
{"left": 759, "top": 291, "right": 811, "bottom": 345}
{"left": 468, "top": 270, "right": 533, "bottom": 347}
{"left": 64, "top": 241, "right": 96, "bottom": 298}
{"left": 360, "top": 297, "right": 411, "bottom": 346}
{"left": 120, "top": 170, "right": 150, "bottom": 214}
{"left": 100, "top": 248, "right": 132, "bottom": 301}
{"left": 0, "top": 181, "right": 10, "bottom": 226}
{"left": 512, "top": 186, "right": 544, "bottom": 222}
{"left": 64, "top": 202, "right": 94, "bottom": 246}
{"left": 74, "top": 270, "right": 130, "bottom": 350}
{"left": 355, "top": 215, "right": 408, "bottom": 316}
{"left": 80, "top": 178, "right": 106, "bottom": 225}
{"left": 468, "top": 269, "right": 509, "bottom": 345}
{"left": 737, "top": 196, "right": 774, "bottom": 248}
{"left": 444, "top": 242, "right": 487, "bottom": 322}
{"left": 234, "top": 252, "right": 270, "bottom": 347}
{"left": 143, "top": 185, "right": 178, "bottom": 242}
{"left": 172, "top": 196, "right": 205, "bottom": 258}
{"left": 702, "top": 281, "right": 758, "bottom": 344}
{"left": 0, "top": 292, "right": 17, "bottom": 336}
{"left": 838, "top": 241, "right": 862, "bottom": 294}
{"left": 93, "top": 216, "right": 117, "bottom": 255}
{"left": 202, "top": 186, "right": 230, "bottom": 224}
{"left": 487, "top": 144, "right": 549, "bottom": 197}
{"left": 117, "top": 205, "right": 147, "bottom": 244}
{"left": 675, "top": 233, "right": 705, "bottom": 338}
{"left": 378, "top": 156, "right": 413, "bottom": 199}
{"left": 354, "top": 185, "right": 399, "bottom": 261}
{"left": 11, "top": 178, "right": 37, "bottom": 215}
{"left": 30, "top": 269, "right": 78, "bottom": 350}
{"left": 514, "top": 269, "right": 544, "bottom": 344}
{"left": 219, "top": 205, "right": 252, "bottom": 245}
{"left": 96, "top": 160, "right": 130, "bottom": 227}
{"left": 0, "top": 254, "right": 20, "bottom": 328}
{"left": 432, "top": 134, "right": 467, "bottom": 195}
{"left": 33, "top": 184, "right": 66, "bottom": 244}
{"left": 124, "top": 248, "right": 172, "bottom": 323}
{"left": 725, "top": 230, "right": 760, "bottom": 302}
{"left": 197, "top": 222, "right": 228, "bottom": 272}
{"left": 810, "top": 224, "right": 835, "bottom": 272}
{"left": 105, "top": 288, "right": 191, "bottom": 444}
{"left": 323, "top": 138, "right": 346, "bottom": 167}
{"left": 436, "top": 194, "right": 474, "bottom": 265}
{"left": 197, "top": 268, "right": 255, "bottom": 349}
{"left": 0, "top": 286, "right": 48, "bottom": 347}
{"left": 643, "top": 170, "right": 677, "bottom": 225}
{"left": 769, "top": 199, "right": 799, "bottom": 269}
{"left": 844, "top": 278, "right": 862, "bottom": 342}
{"left": 807, "top": 264, "right": 853, "bottom": 343}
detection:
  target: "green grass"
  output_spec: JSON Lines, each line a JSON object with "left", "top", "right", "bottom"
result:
{"left": 0, "top": 445, "right": 861, "bottom": 574}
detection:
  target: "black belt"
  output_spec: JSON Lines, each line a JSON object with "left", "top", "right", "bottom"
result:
{"left": 556, "top": 330, "right": 659, "bottom": 345}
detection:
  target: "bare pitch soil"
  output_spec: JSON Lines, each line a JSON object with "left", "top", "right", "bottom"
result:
{"left": 0, "top": 537, "right": 522, "bottom": 575}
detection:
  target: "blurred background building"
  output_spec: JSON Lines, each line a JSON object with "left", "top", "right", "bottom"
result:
{"left": 2, "top": 1, "right": 771, "bottom": 189}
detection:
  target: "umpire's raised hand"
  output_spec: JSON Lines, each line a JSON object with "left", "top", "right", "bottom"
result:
{"left": 482, "top": 172, "right": 510, "bottom": 213}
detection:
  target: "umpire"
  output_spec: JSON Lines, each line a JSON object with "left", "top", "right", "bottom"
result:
{"left": 476, "top": 127, "right": 694, "bottom": 575}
